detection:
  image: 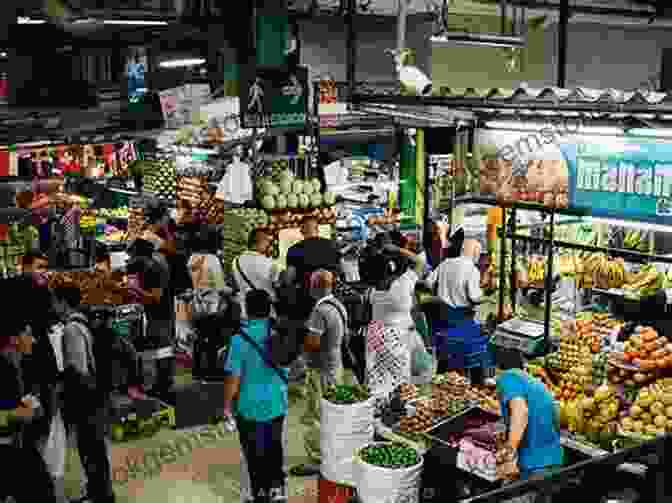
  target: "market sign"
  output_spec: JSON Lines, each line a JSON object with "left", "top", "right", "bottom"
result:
{"left": 240, "top": 66, "right": 308, "bottom": 129}
{"left": 475, "top": 128, "right": 672, "bottom": 225}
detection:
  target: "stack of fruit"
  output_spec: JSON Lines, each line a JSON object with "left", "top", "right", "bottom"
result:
{"left": 592, "top": 313, "right": 621, "bottom": 352}
{"left": 143, "top": 160, "right": 176, "bottom": 200}
{"left": 397, "top": 384, "right": 418, "bottom": 402}
{"left": 552, "top": 318, "right": 594, "bottom": 373}
{"left": 358, "top": 442, "right": 421, "bottom": 469}
{"left": 323, "top": 384, "right": 370, "bottom": 404}
{"left": 220, "top": 209, "right": 267, "bottom": 272}
{"left": 256, "top": 169, "right": 336, "bottom": 211}
{"left": 621, "top": 326, "right": 672, "bottom": 371}
{"left": 398, "top": 400, "right": 435, "bottom": 433}
{"left": 623, "top": 230, "right": 649, "bottom": 253}
{"left": 619, "top": 384, "right": 672, "bottom": 437}
{"left": 575, "top": 384, "right": 620, "bottom": 437}
{"left": 592, "top": 353, "right": 609, "bottom": 385}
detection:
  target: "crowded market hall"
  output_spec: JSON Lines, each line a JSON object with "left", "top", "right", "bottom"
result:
{"left": 1, "top": 1, "right": 672, "bottom": 502}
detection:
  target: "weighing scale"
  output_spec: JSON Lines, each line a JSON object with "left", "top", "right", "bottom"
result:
{"left": 491, "top": 318, "right": 547, "bottom": 356}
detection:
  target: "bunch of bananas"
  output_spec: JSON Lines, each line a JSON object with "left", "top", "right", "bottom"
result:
{"left": 623, "top": 264, "right": 662, "bottom": 297}
{"left": 80, "top": 211, "right": 97, "bottom": 234}
{"left": 105, "top": 231, "right": 128, "bottom": 242}
{"left": 578, "top": 254, "right": 625, "bottom": 290}
{"left": 623, "top": 230, "right": 648, "bottom": 252}
{"left": 528, "top": 257, "right": 546, "bottom": 284}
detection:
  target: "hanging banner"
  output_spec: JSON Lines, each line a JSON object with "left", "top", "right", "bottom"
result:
{"left": 240, "top": 66, "right": 308, "bottom": 129}
{"left": 475, "top": 127, "right": 672, "bottom": 224}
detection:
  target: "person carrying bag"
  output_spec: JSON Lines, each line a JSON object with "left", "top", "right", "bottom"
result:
{"left": 222, "top": 290, "right": 288, "bottom": 503}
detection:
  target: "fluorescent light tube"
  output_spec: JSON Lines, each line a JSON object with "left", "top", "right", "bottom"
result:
{"left": 431, "top": 33, "right": 525, "bottom": 49}
{"left": 159, "top": 58, "right": 206, "bottom": 68}
{"left": 0, "top": 52, "right": 6, "bottom": 58}
{"left": 627, "top": 128, "right": 672, "bottom": 138}
{"left": 103, "top": 20, "right": 168, "bottom": 26}
{"left": 17, "top": 17, "right": 45, "bottom": 24}
{"left": 484, "top": 120, "right": 622, "bottom": 136}
{"left": 589, "top": 217, "right": 672, "bottom": 234}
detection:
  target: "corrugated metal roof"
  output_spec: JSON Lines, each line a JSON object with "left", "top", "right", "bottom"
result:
{"left": 354, "top": 84, "right": 672, "bottom": 105}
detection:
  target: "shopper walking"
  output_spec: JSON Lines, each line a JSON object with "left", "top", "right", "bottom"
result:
{"left": 127, "top": 236, "right": 175, "bottom": 405}
{"left": 495, "top": 356, "right": 562, "bottom": 503}
{"left": 223, "top": 290, "right": 288, "bottom": 503}
{"left": 53, "top": 285, "right": 115, "bottom": 503}
{"left": 0, "top": 279, "right": 58, "bottom": 503}
{"left": 291, "top": 269, "right": 351, "bottom": 477}
{"left": 232, "top": 229, "right": 280, "bottom": 319}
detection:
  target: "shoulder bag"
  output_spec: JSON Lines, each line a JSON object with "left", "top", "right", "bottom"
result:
{"left": 238, "top": 325, "right": 289, "bottom": 385}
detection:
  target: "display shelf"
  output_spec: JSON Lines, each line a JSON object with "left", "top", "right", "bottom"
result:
{"left": 560, "top": 432, "right": 647, "bottom": 477}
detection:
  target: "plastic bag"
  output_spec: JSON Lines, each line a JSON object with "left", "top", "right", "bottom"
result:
{"left": 41, "top": 411, "right": 67, "bottom": 479}
{"left": 355, "top": 442, "right": 423, "bottom": 503}
{"left": 320, "top": 397, "right": 375, "bottom": 485}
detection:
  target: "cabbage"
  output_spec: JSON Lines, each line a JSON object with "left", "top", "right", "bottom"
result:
{"left": 267, "top": 183, "right": 280, "bottom": 196}
{"left": 323, "top": 192, "right": 336, "bottom": 206}
{"left": 287, "top": 194, "right": 299, "bottom": 208}
{"left": 310, "top": 193, "right": 323, "bottom": 207}
{"left": 303, "top": 182, "right": 315, "bottom": 195}
{"left": 311, "top": 178, "right": 322, "bottom": 192}
{"left": 275, "top": 194, "right": 287, "bottom": 209}
{"left": 298, "top": 194, "right": 310, "bottom": 208}
{"left": 262, "top": 195, "right": 276, "bottom": 210}
{"left": 292, "top": 180, "right": 304, "bottom": 194}
{"left": 279, "top": 178, "right": 293, "bottom": 194}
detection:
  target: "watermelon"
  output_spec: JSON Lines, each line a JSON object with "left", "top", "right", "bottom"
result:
{"left": 310, "top": 193, "right": 323, "bottom": 207}
{"left": 287, "top": 194, "right": 299, "bottom": 208}
{"left": 323, "top": 192, "right": 336, "bottom": 206}
{"left": 262, "top": 195, "right": 276, "bottom": 210}
{"left": 276, "top": 194, "right": 288, "bottom": 209}
{"left": 298, "top": 194, "right": 310, "bottom": 208}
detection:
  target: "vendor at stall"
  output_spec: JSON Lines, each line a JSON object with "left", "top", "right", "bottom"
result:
{"left": 495, "top": 356, "right": 562, "bottom": 498}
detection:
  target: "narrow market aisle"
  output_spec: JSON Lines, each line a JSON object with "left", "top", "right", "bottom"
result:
{"left": 63, "top": 369, "right": 318, "bottom": 503}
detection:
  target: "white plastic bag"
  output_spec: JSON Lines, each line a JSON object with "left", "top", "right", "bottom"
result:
{"left": 42, "top": 411, "right": 67, "bottom": 479}
{"left": 320, "top": 398, "right": 375, "bottom": 486}
{"left": 354, "top": 442, "right": 423, "bottom": 503}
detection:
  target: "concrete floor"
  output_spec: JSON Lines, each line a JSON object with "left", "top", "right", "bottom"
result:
{"left": 62, "top": 367, "right": 318, "bottom": 503}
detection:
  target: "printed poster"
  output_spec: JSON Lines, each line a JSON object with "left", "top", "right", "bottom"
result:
{"left": 475, "top": 127, "right": 672, "bottom": 224}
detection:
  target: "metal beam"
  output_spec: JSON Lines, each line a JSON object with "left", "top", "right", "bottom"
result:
{"left": 350, "top": 94, "right": 672, "bottom": 116}
{"left": 500, "top": 0, "right": 657, "bottom": 19}
{"left": 346, "top": 0, "right": 356, "bottom": 101}
{"left": 557, "top": 0, "right": 568, "bottom": 87}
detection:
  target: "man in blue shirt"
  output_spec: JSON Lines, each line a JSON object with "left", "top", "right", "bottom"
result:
{"left": 223, "top": 290, "right": 288, "bottom": 503}
{"left": 495, "top": 355, "right": 562, "bottom": 490}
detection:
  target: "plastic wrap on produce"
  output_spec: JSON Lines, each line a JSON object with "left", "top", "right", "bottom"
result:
{"left": 320, "top": 397, "right": 374, "bottom": 486}
{"left": 355, "top": 442, "right": 423, "bottom": 503}
{"left": 457, "top": 438, "right": 497, "bottom": 482}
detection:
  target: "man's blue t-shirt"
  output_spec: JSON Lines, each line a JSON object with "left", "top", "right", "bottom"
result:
{"left": 224, "top": 319, "right": 288, "bottom": 422}
{"left": 496, "top": 369, "right": 562, "bottom": 475}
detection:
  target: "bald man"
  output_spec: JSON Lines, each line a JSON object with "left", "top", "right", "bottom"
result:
{"left": 425, "top": 238, "right": 483, "bottom": 316}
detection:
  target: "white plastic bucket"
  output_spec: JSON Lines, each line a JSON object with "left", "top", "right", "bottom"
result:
{"left": 354, "top": 442, "right": 424, "bottom": 503}
{"left": 320, "top": 397, "right": 375, "bottom": 485}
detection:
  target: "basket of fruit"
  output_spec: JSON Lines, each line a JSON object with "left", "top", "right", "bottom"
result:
{"left": 355, "top": 442, "right": 423, "bottom": 503}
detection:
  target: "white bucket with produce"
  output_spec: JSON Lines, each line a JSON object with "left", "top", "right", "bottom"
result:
{"left": 320, "top": 387, "right": 375, "bottom": 485}
{"left": 354, "top": 442, "right": 424, "bottom": 503}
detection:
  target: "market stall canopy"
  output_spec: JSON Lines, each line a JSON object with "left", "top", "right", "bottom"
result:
{"left": 352, "top": 84, "right": 672, "bottom": 125}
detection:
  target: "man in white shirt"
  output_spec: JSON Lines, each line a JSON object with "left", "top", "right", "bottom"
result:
{"left": 232, "top": 229, "right": 281, "bottom": 319}
{"left": 425, "top": 239, "right": 482, "bottom": 315}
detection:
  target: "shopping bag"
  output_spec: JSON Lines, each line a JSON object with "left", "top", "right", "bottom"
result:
{"left": 41, "top": 411, "right": 67, "bottom": 479}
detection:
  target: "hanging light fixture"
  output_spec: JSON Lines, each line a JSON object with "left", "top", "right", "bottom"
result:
{"left": 159, "top": 57, "right": 206, "bottom": 69}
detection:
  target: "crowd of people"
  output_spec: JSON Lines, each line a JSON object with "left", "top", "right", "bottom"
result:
{"left": 0, "top": 202, "right": 564, "bottom": 503}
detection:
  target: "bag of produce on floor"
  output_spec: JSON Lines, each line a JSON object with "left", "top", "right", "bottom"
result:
{"left": 355, "top": 442, "right": 423, "bottom": 503}
{"left": 321, "top": 384, "right": 374, "bottom": 485}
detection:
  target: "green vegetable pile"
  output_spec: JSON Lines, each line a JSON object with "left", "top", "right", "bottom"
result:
{"left": 359, "top": 442, "right": 420, "bottom": 469}
{"left": 323, "top": 384, "right": 370, "bottom": 404}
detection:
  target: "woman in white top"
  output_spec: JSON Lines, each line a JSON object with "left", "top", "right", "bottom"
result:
{"left": 232, "top": 229, "right": 281, "bottom": 319}
{"left": 364, "top": 248, "right": 423, "bottom": 392}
